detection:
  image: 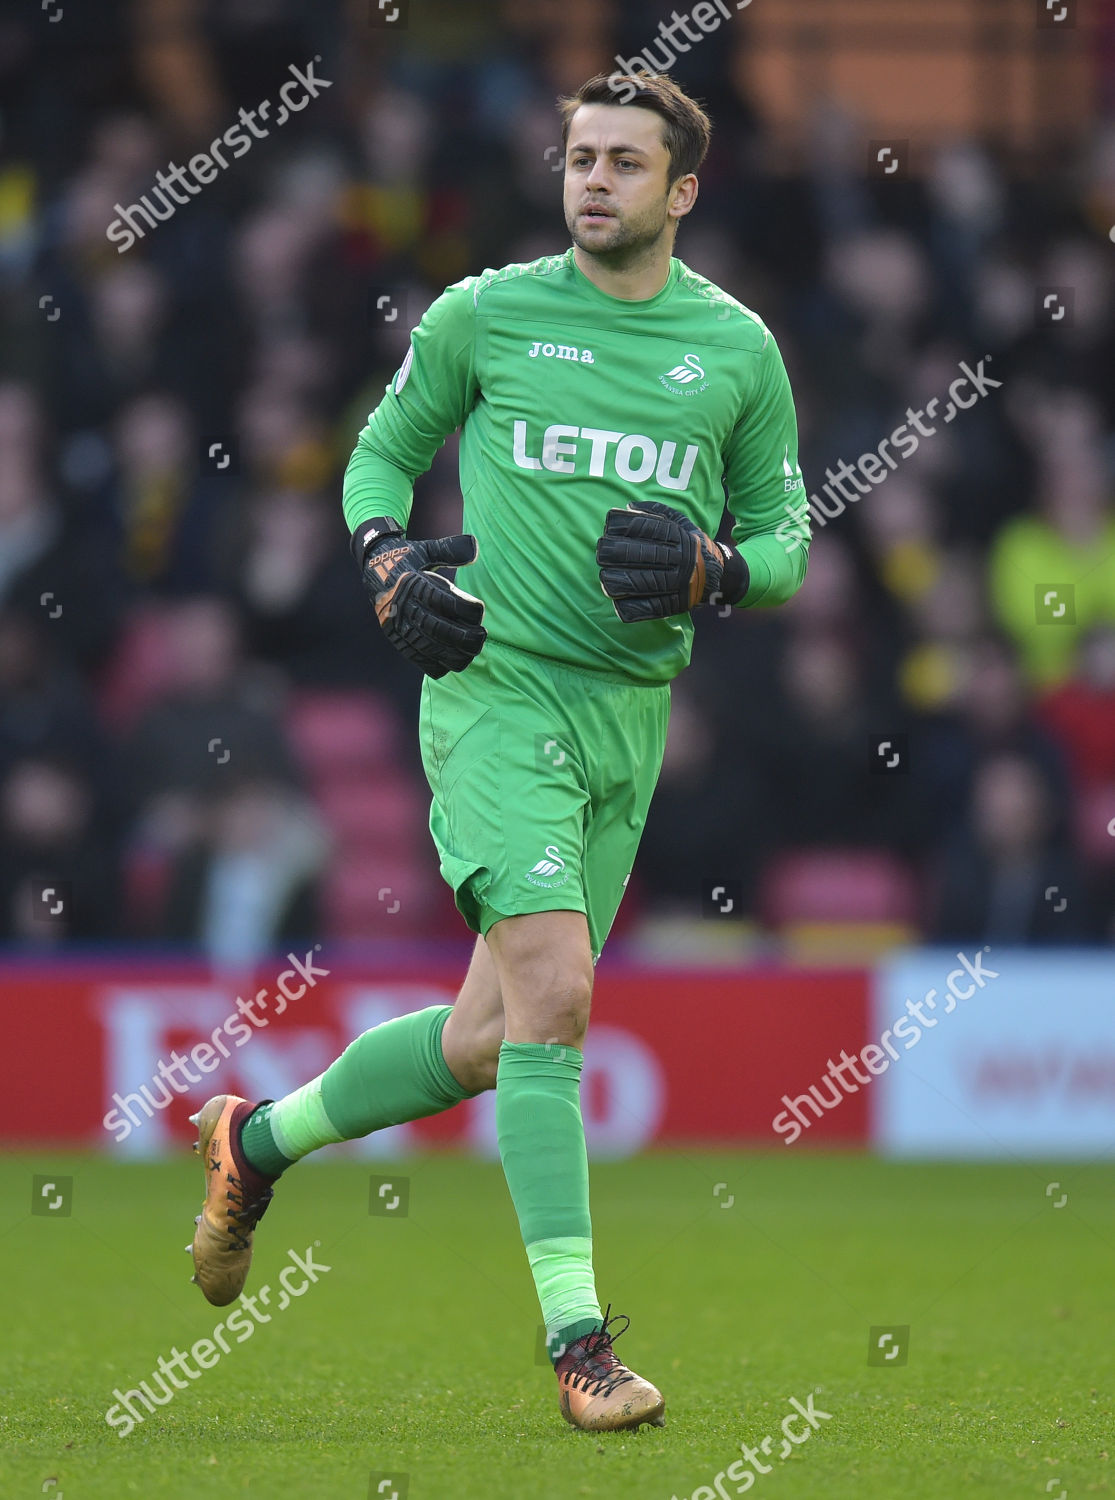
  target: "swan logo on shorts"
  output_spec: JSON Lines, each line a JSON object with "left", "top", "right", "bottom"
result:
{"left": 526, "top": 844, "right": 569, "bottom": 888}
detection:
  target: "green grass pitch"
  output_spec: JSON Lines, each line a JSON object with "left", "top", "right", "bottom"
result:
{"left": 2, "top": 1149, "right": 1111, "bottom": 1499}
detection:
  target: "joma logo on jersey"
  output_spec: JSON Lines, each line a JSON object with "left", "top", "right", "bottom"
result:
{"left": 528, "top": 340, "right": 596, "bottom": 364}
{"left": 512, "top": 421, "right": 699, "bottom": 491}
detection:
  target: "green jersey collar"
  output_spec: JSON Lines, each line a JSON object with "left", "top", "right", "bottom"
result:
{"left": 567, "top": 248, "right": 680, "bottom": 308}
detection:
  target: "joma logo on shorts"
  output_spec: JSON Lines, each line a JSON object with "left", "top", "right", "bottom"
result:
{"left": 528, "top": 340, "right": 596, "bottom": 364}
{"left": 512, "top": 421, "right": 699, "bottom": 491}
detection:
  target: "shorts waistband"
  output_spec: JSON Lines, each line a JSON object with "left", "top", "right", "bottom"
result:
{"left": 484, "top": 637, "right": 670, "bottom": 690}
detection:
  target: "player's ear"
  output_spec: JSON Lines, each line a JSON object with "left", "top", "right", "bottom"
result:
{"left": 668, "top": 173, "right": 699, "bottom": 221}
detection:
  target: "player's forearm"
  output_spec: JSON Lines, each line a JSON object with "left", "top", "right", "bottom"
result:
{"left": 735, "top": 531, "right": 809, "bottom": 607}
{"left": 341, "top": 425, "right": 415, "bottom": 532}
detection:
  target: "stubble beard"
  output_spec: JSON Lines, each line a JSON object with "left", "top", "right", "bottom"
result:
{"left": 566, "top": 197, "right": 674, "bottom": 273}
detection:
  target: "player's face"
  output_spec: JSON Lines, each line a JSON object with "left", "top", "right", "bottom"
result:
{"left": 563, "top": 104, "right": 693, "bottom": 262}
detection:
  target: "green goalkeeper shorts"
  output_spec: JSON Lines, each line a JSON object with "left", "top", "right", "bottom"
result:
{"left": 418, "top": 639, "right": 671, "bottom": 960}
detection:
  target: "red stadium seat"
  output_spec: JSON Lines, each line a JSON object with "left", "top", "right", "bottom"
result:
{"left": 286, "top": 690, "right": 442, "bottom": 931}
{"left": 95, "top": 604, "right": 183, "bottom": 733}
{"left": 322, "top": 853, "right": 442, "bottom": 939}
{"left": 119, "top": 842, "right": 176, "bottom": 935}
{"left": 759, "top": 847, "right": 922, "bottom": 961}
{"left": 1074, "top": 784, "right": 1115, "bottom": 865}
{"left": 285, "top": 689, "right": 401, "bottom": 777}
{"left": 314, "top": 775, "right": 427, "bottom": 856}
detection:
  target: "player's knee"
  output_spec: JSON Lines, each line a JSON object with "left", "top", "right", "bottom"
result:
{"left": 487, "top": 911, "right": 593, "bottom": 1047}
{"left": 552, "top": 980, "right": 592, "bottom": 1042}
{"left": 515, "top": 972, "right": 592, "bottom": 1049}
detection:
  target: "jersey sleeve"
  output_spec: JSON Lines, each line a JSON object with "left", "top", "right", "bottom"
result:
{"left": 722, "top": 332, "right": 809, "bottom": 607}
{"left": 342, "top": 277, "right": 481, "bottom": 532}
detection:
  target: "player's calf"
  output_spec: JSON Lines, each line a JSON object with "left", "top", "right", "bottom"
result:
{"left": 440, "top": 936, "right": 506, "bottom": 1092}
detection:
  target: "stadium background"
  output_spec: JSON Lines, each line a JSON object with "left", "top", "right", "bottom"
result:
{"left": 3, "top": 6, "right": 1115, "bottom": 1151}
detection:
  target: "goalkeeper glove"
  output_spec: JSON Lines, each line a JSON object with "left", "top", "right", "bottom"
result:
{"left": 596, "top": 500, "right": 749, "bottom": 623}
{"left": 351, "top": 517, "right": 486, "bottom": 678}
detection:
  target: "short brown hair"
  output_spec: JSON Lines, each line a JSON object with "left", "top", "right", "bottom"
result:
{"left": 558, "top": 73, "right": 712, "bottom": 184}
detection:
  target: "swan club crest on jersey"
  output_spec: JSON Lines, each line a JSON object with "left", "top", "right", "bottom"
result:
{"left": 659, "top": 352, "right": 710, "bottom": 396}
{"left": 526, "top": 845, "right": 570, "bottom": 889}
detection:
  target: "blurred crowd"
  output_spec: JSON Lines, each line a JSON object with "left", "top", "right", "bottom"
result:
{"left": 2, "top": 0, "right": 1114, "bottom": 957}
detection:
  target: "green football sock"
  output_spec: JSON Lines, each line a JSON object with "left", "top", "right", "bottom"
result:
{"left": 495, "top": 1041, "right": 602, "bottom": 1363}
{"left": 239, "top": 1004, "right": 479, "bottom": 1178}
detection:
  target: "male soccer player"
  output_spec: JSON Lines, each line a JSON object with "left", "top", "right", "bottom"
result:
{"left": 187, "top": 72, "right": 809, "bottom": 1433}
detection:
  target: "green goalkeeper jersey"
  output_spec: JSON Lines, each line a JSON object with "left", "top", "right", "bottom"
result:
{"left": 343, "top": 248, "right": 808, "bottom": 684}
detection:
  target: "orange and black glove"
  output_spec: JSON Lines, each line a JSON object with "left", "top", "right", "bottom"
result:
{"left": 352, "top": 517, "right": 486, "bottom": 678}
{"left": 596, "top": 500, "right": 749, "bottom": 623}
